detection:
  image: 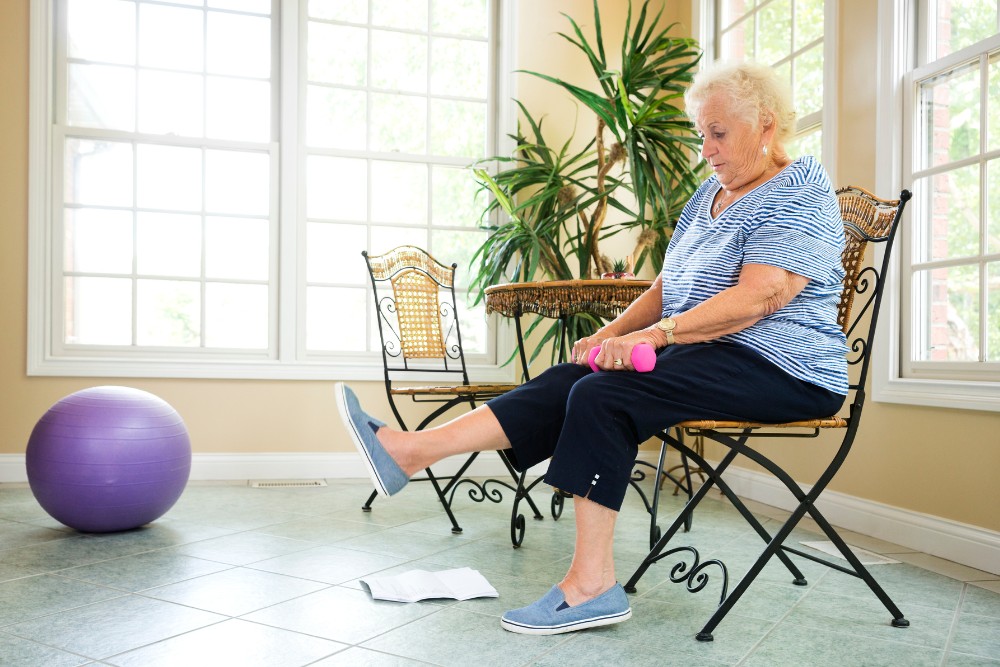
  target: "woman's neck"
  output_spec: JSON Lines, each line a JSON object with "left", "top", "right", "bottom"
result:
{"left": 711, "top": 156, "right": 793, "bottom": 217}
{"left": 724, "top": 156, "right": 791, "bottom": 195}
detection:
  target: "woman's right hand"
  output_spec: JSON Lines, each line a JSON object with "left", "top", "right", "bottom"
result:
{"left": 571, "top": 331, "right": 613, "bottom": 367}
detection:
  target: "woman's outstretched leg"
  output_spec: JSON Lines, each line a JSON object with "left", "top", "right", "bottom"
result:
{"left": 336, "top": 364, "right": 587, "bottom": 496}
{"left": 377, "top": 403, "right": 512, "bottom": 476}
{"left": 335, "top": 383, "right": 511, "bottom": 496}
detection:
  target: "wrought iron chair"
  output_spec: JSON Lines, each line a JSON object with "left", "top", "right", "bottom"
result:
{"left": 361, "top": 245, "right": 547, "bottom": 546}
{"left": 624, "top": 186, "right": 912, "bottom": 641}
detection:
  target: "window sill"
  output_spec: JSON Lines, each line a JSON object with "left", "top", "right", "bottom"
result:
{"left": 26, "top": 356, "right": 520, "bottom": 383}
{"left": 872, "top": 374, "right": 1000, "bottom": 413}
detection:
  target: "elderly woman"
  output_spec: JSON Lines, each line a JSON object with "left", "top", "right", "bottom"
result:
{"left": 335, "top": 60, "right": 847, "bottom": 635}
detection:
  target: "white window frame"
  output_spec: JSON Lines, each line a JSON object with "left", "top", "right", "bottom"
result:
{"left": 27, "top": 0, "right": 519, "bottom": 382}
{"left": 694, "top": 0, "right": 839, "bottom": 178}
{"left": 874, "top": 0, "right": 1000, "bottom": 411}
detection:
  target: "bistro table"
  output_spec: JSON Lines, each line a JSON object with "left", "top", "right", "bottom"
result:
{"left": 485, "top": 278, "right": 699, "bottom": 547}
{"left": 485, "top": 278, "right": 652, "bottom": 379}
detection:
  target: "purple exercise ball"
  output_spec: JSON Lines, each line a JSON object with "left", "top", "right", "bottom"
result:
{"left": 26, "top": 386, "right": 191, "bottom": 533}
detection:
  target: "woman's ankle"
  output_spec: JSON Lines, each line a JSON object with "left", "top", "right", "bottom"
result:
{"left": 558, "top": 577, "right": 617, "bottom": 607}
{"left": 377, "top": 428, "right": 422, "bottom": 477}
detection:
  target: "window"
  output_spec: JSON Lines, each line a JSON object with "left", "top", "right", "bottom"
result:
{"left": 904, "top": 2, "right": 1000, "bottom": 373}
{"left": 705, "top": 0, "right": 834, "bottom": 165}
{"left": 876, "top": 0, "right": 1000, "bottom": 411}
{"left": 29, "top": 0, "right": 510, "bottom": 380}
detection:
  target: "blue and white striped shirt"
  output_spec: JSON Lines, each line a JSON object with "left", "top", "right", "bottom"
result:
{"left": 662, "top": 156, "right": 848, "bottom": 395}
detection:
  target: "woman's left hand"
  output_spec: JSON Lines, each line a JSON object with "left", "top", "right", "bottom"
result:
{"left": 591, "top": 331, "right": 660, "bottom": 371}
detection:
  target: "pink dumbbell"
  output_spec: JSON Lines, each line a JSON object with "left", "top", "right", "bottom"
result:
{"left": 587, "top": 343, "right": 656, "bottom": 373}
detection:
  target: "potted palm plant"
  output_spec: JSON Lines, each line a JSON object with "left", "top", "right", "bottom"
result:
{"left": 472, "top": 0, "right": 705, "bottom": 364}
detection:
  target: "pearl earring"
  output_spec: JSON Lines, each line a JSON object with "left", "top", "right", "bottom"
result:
{"left": 763, "top": 145, "right": 769, "bottom": 156}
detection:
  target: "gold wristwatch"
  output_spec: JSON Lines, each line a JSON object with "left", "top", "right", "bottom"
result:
{"left": 656, "top": 317, "right": 676, "bottom": 345}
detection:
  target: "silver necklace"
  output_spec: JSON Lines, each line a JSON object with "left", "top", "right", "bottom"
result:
{"left": 712, "top": 191, "right": 732, "bottom": 215}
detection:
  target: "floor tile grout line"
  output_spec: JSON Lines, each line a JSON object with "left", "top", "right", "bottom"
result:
{"left": 99, "top": 615, "right": 235, "bottom": 665}
{"left": 512, "top": 633, "right": 579, "bottom": 667}
{"left": 0, "top": 627, "right": 99, "bottom": 665}
{"left": 92, "top": 581, "right": 452, "bottom": 664}
{"left": 938, "top": 583, "right": 968, "bottom": 667}
{"left": 301, "top": 644, "right": 443, "bottom": 667}
{"left": 733, "top": 567, "right": 835, "bottom": 666}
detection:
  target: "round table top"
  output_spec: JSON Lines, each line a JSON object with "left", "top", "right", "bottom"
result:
{"left": 484, "top": 278, "right": 653, "bottom": 319}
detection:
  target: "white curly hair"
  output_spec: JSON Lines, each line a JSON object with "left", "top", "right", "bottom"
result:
{"left": 684, "top": 60, "right": 797, "bottom": 146}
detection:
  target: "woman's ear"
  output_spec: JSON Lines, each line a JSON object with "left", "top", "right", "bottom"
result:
{"left": 761, "top": 111, "right": 777, "bottom": 145}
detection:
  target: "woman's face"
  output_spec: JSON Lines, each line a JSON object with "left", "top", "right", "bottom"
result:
{"left": 694, "top": 92, "right": 768, "bottom": 191}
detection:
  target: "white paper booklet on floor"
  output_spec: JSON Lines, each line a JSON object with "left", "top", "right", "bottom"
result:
{"left": 360, "top": 567, "right": 499, "bottom": 602}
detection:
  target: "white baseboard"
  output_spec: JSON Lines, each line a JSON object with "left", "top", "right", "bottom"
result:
{"left": 3, "top": 451, "right": 997, "bottom": 576}
{"left": 0, "top": 452, "right": 541, "bottom": 484}
{"left": 697, "top": 459, "right": 1000, "bottom": 577}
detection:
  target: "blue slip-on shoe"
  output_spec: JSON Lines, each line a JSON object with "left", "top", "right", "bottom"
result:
{"left": 335, "top": 382, "right": 408, "bottom": 497}
{"left": 500, "top": 583, "right": 632, "bottom": 635}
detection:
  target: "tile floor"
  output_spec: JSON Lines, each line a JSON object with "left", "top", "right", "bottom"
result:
{"left": 1, "top": 475, "right": 998, "bottom": 666}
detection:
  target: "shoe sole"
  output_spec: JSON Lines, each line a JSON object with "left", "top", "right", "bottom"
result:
{"left": 334, "top": 383, "right": 389, "bottom": 498}
{"left": 500, "top": 608, "right": 631, "bottom": 635}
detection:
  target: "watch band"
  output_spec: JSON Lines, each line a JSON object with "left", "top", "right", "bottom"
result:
{"left": 656, "top": 317, "right": 676, "bottom": 345}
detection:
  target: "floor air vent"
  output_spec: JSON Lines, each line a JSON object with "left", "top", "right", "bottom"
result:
{"left": 249, "top": 480, "right": 328, "bottom": 488}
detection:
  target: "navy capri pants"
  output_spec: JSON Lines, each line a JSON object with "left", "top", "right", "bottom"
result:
{"left": 487, "top": 341, "right": 844, "bottom": 512}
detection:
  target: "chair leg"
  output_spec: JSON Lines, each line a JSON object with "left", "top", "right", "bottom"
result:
{"left": 685, "top": 432, "right": 807, "bottom": 585}
{"left": 625, "top": 448, "right": 739, "bottom": 594}
{"left": 362, "top": 489, "right": 377, "bottom": 512}
{"left": 631, "top": 432, "right": 700, "bottom": 549}
{"left": 422, "top": 465, "right": 464, "bottom": 534}
{"left": 660, "top": 428, "right": 697, "bottom": 531}
{"left": 509, "top": 473, "right": 561, "bottom": 548}
{"left": 707, "top": 471, "right": 807, "bottom": 585}
{"left": 628, "top": 445, "right": 669, "bottom": 548}
{"left": 510, "top": 470, "right": 529, "bottom": 548}
{"left": 676, "top": 450, "right": 694, "bottom": 533}
{"left": 806, "top": 504, "right": 909, "bottom": 627}
{"left": 691, "top": 501, "right": 812, "bottom": 641}
{"left": 648, "top": 442, "right": 667, "bottom": 547}
{"left": 498, "top": 452, "right": 544, "bottom": 521}
{"left": 665, "top": 433, "right": 708, "bottom": 496}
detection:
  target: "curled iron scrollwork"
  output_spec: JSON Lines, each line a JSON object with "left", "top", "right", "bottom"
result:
{"left": 378, "top": 297, "right": 403, "bottom": 358}
{"left": 848, "top": 337, "right": 867, "bottom": 365}
{"left": 510, "top": 512, "right": 526, "bottom": 547}
{"left": 448, "top": 477, "right": 516, "bottom": 506}
{"left": 845, "top": 266, "right": 880, "bottom": 365}
{"left": 382, "top": 338, "right": 402, "bottom": 358}
{"left": 630, "top": 467, "right": 650, "bottom": 484}
{"left": 440, "top": 302, "right": 462, "bottom": 360}
{"left": 551, "top": 490, "right": 566, "bottom": 519}
{"left": 653, "top": 546, "right": 730, "bottom": 606}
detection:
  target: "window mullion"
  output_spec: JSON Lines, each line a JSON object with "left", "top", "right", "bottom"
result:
{"left": 279, "top": 0, "right": 299, "bottom": 362}
{"left": 426, "top": 7, "right": 433, "bottom": 256}
{"left": 981, "top": 53, "right": 989, "bottom": 363}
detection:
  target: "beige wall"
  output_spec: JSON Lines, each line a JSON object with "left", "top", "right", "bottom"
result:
{"left": 1, "top": 1, "right": 998, "bottom": 534}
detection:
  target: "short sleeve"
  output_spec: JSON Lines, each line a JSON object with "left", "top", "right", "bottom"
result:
{"left": 741, "top": 182, "right": 844, "bottom": 283}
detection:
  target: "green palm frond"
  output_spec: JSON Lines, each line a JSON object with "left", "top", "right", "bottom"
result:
{"left": 471, "top": 0, "right": 706, "bottom": 365}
